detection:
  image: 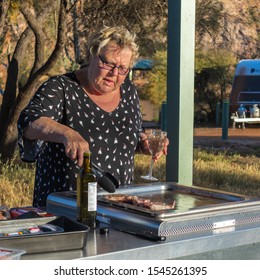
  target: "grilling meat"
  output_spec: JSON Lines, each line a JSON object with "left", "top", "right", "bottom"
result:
{"left": 0, "top": 211, "right": 5, "bottom": 220}
{"left": 103, "top": 194, "right": 176, "bottom": 211}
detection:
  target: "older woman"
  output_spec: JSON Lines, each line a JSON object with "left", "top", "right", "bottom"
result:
{"left": 18, "top": 26, "right": 168, "bottom": 207}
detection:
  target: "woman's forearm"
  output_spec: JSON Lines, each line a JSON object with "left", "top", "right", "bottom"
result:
{"left": 23, "top": 116, "right": 74, "bottom": 144}
{"left": 23, "top": 116, "right": 89, "bottom": 166}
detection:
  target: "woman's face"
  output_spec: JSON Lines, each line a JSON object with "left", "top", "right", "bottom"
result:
{"left": 87, "top": 44, "right": 132, "bottom": 95}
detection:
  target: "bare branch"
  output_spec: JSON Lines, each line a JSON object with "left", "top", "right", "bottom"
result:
{"left": 20, "top": 2, "right": 45, "bottom": 75}
{"left": 18, "top": 0, "right": 68, "bottom": 104}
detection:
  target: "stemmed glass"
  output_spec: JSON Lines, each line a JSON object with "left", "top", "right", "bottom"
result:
{"left": 141, "top": 129, "right": 167, "bottom": 181}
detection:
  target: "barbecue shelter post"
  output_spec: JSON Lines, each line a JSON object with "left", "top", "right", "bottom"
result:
{"left": 166, "top": 0, "right": 196, "bottom": 185}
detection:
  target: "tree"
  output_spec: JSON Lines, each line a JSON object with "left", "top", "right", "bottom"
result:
{"left": 141, "top": 0, "right": 226, "bottom": 107}
{"left": 0, "top": 0, "right": 69, "bottom": 160}
{"left": 195, "top": 0, "right": 224, "bottom": 45}
{"left": 194, "top": 49, "right": 237, "bottom": 122}
{"left": 142, "top": 50, "right": 167, "bottom": 106}
{"left": 67, "top": 0, "right": 168, "bottom": 61}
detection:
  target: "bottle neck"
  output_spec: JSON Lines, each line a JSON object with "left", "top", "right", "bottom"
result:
{"left": 83, "top": 153, "right": 92, "bottom": 173}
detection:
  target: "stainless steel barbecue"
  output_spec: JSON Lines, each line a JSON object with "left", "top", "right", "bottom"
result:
{"left": 46, "top": 182, "right": 260, "bottom": 241}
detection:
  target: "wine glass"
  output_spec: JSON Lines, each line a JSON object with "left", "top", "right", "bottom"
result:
{"left": 141, "top": 129, "right": 167, "bottom": 181}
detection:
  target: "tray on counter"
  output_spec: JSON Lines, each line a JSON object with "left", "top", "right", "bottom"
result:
{"left": 0, "top": 216, "right": 89, "bottom": 254}
{"left": 0, "top": 247, "right": 26, "bottom": 260}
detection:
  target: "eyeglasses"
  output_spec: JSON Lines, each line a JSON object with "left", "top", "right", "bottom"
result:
{"left": 98, "top": 55, "right": 130, "bottom": 76}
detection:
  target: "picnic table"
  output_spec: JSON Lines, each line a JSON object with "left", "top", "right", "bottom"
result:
{"left": 231, "top": 116, "right": 260, "bottom": 129}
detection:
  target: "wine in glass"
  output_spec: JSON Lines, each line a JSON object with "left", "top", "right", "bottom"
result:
{"left": 141, "top": 129, "right": 167, "bottom": 181}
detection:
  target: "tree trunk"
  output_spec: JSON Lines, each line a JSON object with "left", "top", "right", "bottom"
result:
{"left": 20, "top": 2, "right": 46, "bottom": 76}
{"left": 0, "top": 57, "right": 19, "bottom": 141}
{"left": 0, "top": 1, "right": 59, "bottom": 148}
{"left": 0, "top": 0, "right": 68, "bottom": 161}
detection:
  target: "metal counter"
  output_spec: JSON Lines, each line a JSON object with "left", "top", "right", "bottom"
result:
{"left": 22, "top": 182, "right": 260, "bottom": 260}
{"left": 22, "top": 222, "right": 260, "bottom": 260}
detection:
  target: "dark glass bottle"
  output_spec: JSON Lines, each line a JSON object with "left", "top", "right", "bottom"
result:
{"left": 77, "top": 152, "right": 97, "bottom": 228}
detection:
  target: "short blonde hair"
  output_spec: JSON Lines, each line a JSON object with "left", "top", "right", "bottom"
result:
{"left": 85, "top": 26, "right": 139, "bottom": 67}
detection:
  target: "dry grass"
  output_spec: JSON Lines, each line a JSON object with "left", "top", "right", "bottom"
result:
{"left": 134, "top": 150, "right": 260, "bottom": 198}
{"left": 193, "top": 149, "right": 260, "bottom": 197}
{"left": 0, "top": 157, "right": 35, "bottom": 208}
{"left": 0, "top": 148, "right": 259, "bottom": 208}
{"left": 133, "top": 154, "right": 167, "bottom": 184}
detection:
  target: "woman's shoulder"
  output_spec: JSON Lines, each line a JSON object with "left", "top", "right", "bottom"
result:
{"left": 36, "top": 73, "right": 80, "bottom": 97}
{"left": 44, "top": 72, "right": 78, "bottom": 86}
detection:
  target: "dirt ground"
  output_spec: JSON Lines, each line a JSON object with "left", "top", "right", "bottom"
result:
{"left": 194, "top": 126, "right": 260, "bottom": 157}
{"left": 194, "top": 126, "right": 260, "bottom": 143}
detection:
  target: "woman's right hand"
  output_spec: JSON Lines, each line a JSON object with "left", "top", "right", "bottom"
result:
{"left": 62, "top": 130, "right": 90, "bottom": 167}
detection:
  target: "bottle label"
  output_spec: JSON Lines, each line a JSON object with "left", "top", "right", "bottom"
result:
{"left": 88, "top": 182, "right": 97, "bottom": 211}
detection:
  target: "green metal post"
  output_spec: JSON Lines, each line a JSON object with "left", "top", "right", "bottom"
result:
{"left": 216, "top": 101, "right": 221, "bottom": 127}
{"left": 166, "top": 0, "right": 195, "bottom": 185}
{"left": 161, "top": 101, "right": 167, "bottom": 131}
{"left": 222, "top": 100, "right": 229, "bottom": 140}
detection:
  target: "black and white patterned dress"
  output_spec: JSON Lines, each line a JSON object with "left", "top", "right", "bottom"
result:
{"left": 17, "top": 73, "right": 143, "bottom": 207}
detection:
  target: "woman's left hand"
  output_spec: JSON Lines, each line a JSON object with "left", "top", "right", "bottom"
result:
{"left": 154, "top": 136, "right": 169, "bottom": 161}
{"left": 139, "top": 132, "right": 169, "bottom": 161}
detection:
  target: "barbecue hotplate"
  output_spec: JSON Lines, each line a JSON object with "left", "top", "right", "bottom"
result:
{"left": 97, "top": 183, "right": 250, "bottom": 219}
